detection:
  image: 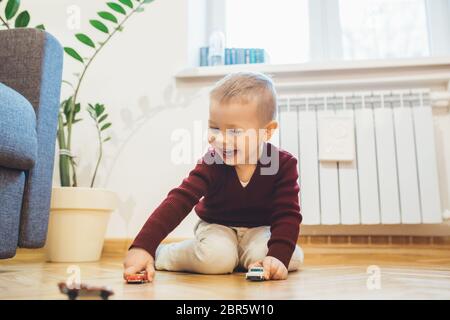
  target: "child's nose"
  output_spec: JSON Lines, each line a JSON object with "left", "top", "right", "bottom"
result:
{"left": 208, "top": 130, "right": 234, "bottom": 147}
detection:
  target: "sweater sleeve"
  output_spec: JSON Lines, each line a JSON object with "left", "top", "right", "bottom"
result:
{"left": 130, "top": 159, "right": 213, "bottom": 258}
{"left": 266, "top": 156, "right": 302, "bottom": 268}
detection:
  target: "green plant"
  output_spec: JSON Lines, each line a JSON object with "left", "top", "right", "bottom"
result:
{"left": 0, "top": 0, "right": 44, "bottom": 29}
{"left": 1, "top": 0, "right": 154, "bottom": 188}
{"left": 87, "top": 103, "right": 111, "bottom": 188}
{"left": 58, "top": 0, "right": 154, "bottom": 187}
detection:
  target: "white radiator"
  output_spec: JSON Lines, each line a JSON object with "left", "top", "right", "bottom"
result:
{"left": 274, "top": 89, "right": 442, "bottom": 225}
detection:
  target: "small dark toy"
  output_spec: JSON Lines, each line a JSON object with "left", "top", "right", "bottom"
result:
{"left": 58, "top": 282, "right": 114, "bottom": 300}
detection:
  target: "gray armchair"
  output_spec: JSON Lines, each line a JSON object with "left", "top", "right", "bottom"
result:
{"left": 0, "top": 29, "right": 63, "bottom": 258}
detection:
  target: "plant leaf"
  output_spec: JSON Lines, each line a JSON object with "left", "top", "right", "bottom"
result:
{"left": 107, "top": 2, "right": 126, "bottom": 15}
{"left": 87, "top": 105, "right": 97, "bottom": 119}
{"left": 98, "top": 114, "right": 108, "bottom": 123}
{"left": 35, "top": 24, "right": 45, "bottom": 30}
{"left": 14, "top": 10, "right": 29, "bottom": 28}
{"left": 98, "top": 11, "right": 118, "bottom": 23}
{"left": 101, "top": 123, "right": 112, "bottom": 131}
{"left": 95, "top": 104, "right": 105, "bottom": 117}
{"left": 5, "top": 0, "right": 20, "bottom": 20}
{"left": 88, "top": 103, "right": 96, "bottom": 113}
{"left": 75, "top": 33, "right": 96, "bottom": 48}
{"left": 119, "top": 0, "right": 133, "bottom": 8}
{"left": 90, "top": 19, "right": 109, "bottom": 33}
{"left": 64, "top": 47, "right": 84, "bottom": 63}
{"left": 62, "top": 99, "right": 71, "bottom": 115}
{"left": 103, "top": 137, "right": 112, "bottom": 142}
{"left": 62, "top": 80, "right": 75, "bottom": 90}
{"left": 63, "top": 108, "right": 70, "bottom": 119}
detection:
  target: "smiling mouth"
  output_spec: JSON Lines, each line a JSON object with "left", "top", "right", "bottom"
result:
{"left": 220, "top": 149, "right": 238, "bottom": 158}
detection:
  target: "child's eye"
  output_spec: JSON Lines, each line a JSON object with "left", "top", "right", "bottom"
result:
{"left": 227, "top": 128, "right": 244, "bottom": 135}
{"left": 208, "top": 127, "right": 220, "bottom": 133}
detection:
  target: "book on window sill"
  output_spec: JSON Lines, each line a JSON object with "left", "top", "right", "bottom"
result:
{"left": 199, "top": 47, "right": 269, "bottom": 67}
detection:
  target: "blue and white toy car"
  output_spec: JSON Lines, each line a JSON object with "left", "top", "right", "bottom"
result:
{"left": 245, "top": 266, "right": 265, "bottom": 281}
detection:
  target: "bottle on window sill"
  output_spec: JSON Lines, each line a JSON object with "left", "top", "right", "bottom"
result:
{"left": 208, "top": 30, "right": 226, "bottom": 66}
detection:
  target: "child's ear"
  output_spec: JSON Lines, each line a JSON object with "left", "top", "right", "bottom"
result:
{"left": 263, "top": 120, "right": 278, "bottom": 142}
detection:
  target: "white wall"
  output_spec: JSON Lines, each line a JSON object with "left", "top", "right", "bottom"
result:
{"left": 25, "top": 0, "right": 210, "bottom": 239}
{"left": 22, "top": 1, "right": 450, "bottom": 240}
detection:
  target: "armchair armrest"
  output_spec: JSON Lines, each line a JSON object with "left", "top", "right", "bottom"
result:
{"left": 0, "top": 29, "right": 63, "bottom": 248}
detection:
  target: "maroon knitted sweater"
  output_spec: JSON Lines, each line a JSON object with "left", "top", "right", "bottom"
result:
{"left": 131, "top": 142, "right": 302, "bottom": 268}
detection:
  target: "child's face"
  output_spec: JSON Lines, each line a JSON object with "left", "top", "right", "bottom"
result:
{"left": 208, "top": 101, "right": 277, "bottom": 166}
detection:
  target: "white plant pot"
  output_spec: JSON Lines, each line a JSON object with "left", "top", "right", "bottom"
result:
{"left": 45, "top": 187, "right": 118, "bottom": 262}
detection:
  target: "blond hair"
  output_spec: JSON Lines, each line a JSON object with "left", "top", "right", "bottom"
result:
{"left": 209, "top": 71, "right": 277, "bottom": 124}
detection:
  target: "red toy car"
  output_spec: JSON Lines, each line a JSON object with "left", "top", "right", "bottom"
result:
{"left": 125, "top": 271, "right": 149, "bottom": 284}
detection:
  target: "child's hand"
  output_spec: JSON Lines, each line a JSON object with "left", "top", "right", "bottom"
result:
{"left": 123, "top": 247, "right": 155, "bottom": 282}
{"left": 248, "top": 256, "right": 288, "bottom": 280}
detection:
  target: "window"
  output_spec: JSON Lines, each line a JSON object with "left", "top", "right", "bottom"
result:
{"left": 224, "top": 0, "right": 310, "bottom": 64}
{"left": 208, "top": 0, "right": 450, "bottom": 64}
{"left": 339, "top": 0, "right": 430, "bottom": 59}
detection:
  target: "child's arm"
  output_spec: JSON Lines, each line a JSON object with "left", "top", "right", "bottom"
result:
{"left": 124, "top": 158, "right": 214, "bottom": 278}
{"left": 265, "top": 156, "right": 302, "bottom": 279}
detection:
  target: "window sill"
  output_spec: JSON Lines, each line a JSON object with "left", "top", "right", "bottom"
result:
{"left": 175, "top": 57, "right": 450, "bottom": 80}
{"left": 175, "top": 57, "right": 450, "bottom": 94}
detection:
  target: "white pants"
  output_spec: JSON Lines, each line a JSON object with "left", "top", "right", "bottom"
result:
{"left": 154, "top": 218, "right": 304, "bottom": 274}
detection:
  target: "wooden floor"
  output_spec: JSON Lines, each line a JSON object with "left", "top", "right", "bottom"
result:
{"left": 1, "top": 244, "right": 450, "bottom": 300}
